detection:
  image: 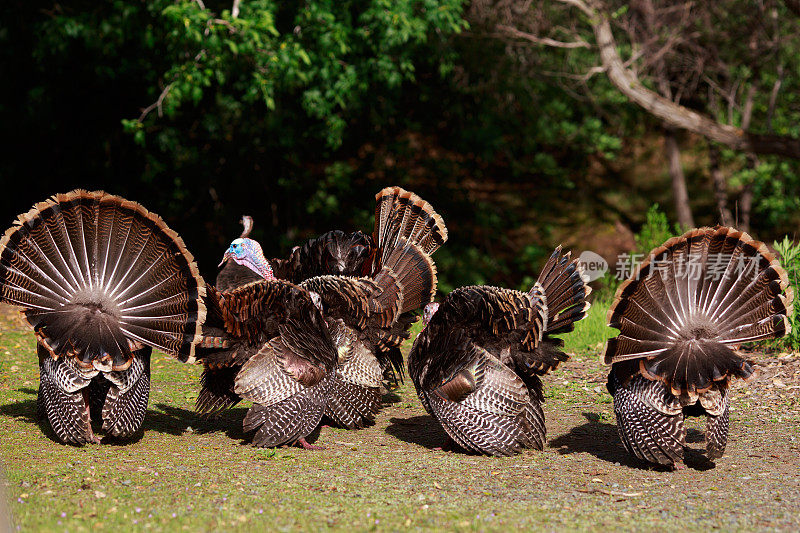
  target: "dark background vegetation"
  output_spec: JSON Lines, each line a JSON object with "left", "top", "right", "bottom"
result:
{"left": 2, "top": 0, "right": 800, "bottom": 293}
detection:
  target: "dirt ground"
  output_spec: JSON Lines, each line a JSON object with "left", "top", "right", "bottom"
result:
{"left": 1, "top": 303, "right": 799, "bottom": 531}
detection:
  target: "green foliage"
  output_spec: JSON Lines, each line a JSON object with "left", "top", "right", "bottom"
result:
{"left": 634, "top": 203, "right": 680, "bottom": 256}
{"left": 598, "top": 203, "right": 680, "bottom": 301}
{"left": 145, "top": 0, "right": 468, "bottom": 149}
{"left": 6, "top": 0, "right": 800, "bottom": 296}
{"left": 771, "top": 236, "right": 800, "bottom": 351}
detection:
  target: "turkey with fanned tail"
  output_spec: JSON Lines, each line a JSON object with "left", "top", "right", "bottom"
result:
{"left": 0, "top": 190, "right": 206, "bottom": 444}
{"left": 604, "top": 226, "right": 793, "bottom": 468}
{"left": 408, "top": 247, "right": 591, "bottom": 456}
{"left": 280, "top": 186, "right": 448, "bottom": 389}
{"left": 203, "top": 187, "right": 448, "bottom": 431}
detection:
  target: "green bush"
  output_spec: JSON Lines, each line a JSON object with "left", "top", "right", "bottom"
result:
{"left": 771, "top": 236, "right": 800, "bottom": 351}
{"left": 634, "top": 203, "right": 681, "bottom": 257}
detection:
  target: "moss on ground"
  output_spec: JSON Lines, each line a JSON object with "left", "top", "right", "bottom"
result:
{"left": 1, "top": 306, "right": 799, "bottom": 532}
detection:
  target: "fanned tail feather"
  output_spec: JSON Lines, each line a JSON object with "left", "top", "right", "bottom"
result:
{"left": 533, "top": 246, "right": 592, "bottom": 335}
{"left": 604, "top": 226, "right": 793, "bottom": 395}
{"left": 374, "top": 241, "right": 438, "bottom": 315}
{"left": 0, "top": 190, "right": 207, "bottom": 368}
{"left": 373, "top": 186, "right": 448, "bottom": 263}
{"left": 522, "top": 246, "right": 591, "bottom": 371}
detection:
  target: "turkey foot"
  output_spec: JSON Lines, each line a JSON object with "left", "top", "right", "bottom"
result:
{"left": 295, "top": 437, "right": 325, "bottom": 450}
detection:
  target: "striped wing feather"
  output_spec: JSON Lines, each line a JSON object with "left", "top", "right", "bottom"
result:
{"left": 196, "top": 281, "right": 338, "bottom": 447}
{"left": 101, "top": 353, "right": 151, "bottom": 438}
{"left": 609, "top": 372, "right": 685, "bottom": 466}
{"left": 422, "top": 347, "right": 543, "bottom": 456}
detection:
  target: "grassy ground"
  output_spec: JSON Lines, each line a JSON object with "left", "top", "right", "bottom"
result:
{"left": 559, "top": 296, "right": 616, "bottom": 357}
{"left": 2, "top": 304, "right": 800, "bottom": 532}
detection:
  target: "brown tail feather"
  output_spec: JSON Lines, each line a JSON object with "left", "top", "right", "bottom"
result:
{"left": 523, "top": 247, "right": 591, "bottom": 372}
{"left": 532, "top": 246, "right": 591, "bottom": 336}
{"left": 373, "top": 186, "right": 448, "bottom": 264}
{"left": 0, "top": 190, "right": 207, "bottom": 367}
{"left": 375, "top": 240, "right": 437, "bottom": 314}
{"left": 605, "top": 226, "right": 792, "bottom": 395}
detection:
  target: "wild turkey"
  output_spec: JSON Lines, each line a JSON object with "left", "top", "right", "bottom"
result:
{"left": 408, "top": 247, "right": 591, "bottom": 455}
{"left": 280, "top": 186, "right": 448, "bottom": 386}
{"left": 216, "top": 216, "right": 291, "bottom": 290}
{"left": 216, "top": 216, "right": 263, "bottom": 291}
{"left": 604, "top": 227, "right": 793, "bottom": 467}
{"left": 0, "top": 190, "right": 206, "bottom": 444}
{"left": 204, "top": 187, "right": 448, "bottom": 430}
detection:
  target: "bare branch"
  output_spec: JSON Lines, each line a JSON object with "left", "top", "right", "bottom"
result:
{"left": 562, "top": 0, "right": 800, "bottom": 158}
{"left": 556, "top": 0, "right": 594, "bottom": 18}
{"left": 232, "top": 0, "right": 241, "bottom": 19}
{"left": 210, "top": 18, "right": 236, "bottom": 33}
{"left": 540, "top": 65, "right": 605, "bottom": 81}
{"left": 741, "top": 83, "right": 758, "bottom": 131}
{"left": 496, "top": 25, "right": 589, "bottom": 48}
{"left": 138, "top": 83, "right": 173, "bottom": 122}
{"left": 767, "top": 65, "right": 784, "bottom": 131}
{"left": 195, "top": 0, "right": 206, "bottom": 10}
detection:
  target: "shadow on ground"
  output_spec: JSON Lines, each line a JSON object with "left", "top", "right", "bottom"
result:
{"left": 0, "top": 392, "right": 252, "bottom": 445}
{"left": 153, "top": 404, "right": 249, "bottom": 442}
{"left": 550, "top": 412, "right": 715, "bottom": 471}
{"left": 381, "top": 391, "right": 402, "bottom": 404}
{"left": 384, "top": 415, "right": 448, "bottom": 450}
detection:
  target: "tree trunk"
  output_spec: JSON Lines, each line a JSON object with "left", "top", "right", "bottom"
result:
{"left": 739, "top": 183, "right": 753, "bottom": 233}
{"left": 708, "top": 145, "right": 733, "bottom": 226}
{"left": 664, "top": 128, "right": 694, "bottom": 228}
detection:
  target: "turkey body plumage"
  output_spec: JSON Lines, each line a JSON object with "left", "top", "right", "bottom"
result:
{"left": 408, "top": 248, "right": 591, "bottom": 456}
{"left": 0, "top": 190, "right": 206, "bottom": 444}
{"left": 604, "top": 226, "right": 793, "bottom": 467}
{"left": 196, "top": 280, "right": 338, "bottom": 448}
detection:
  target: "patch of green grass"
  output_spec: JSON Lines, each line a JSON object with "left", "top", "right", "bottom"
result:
{"left": 560, "top": 297, "right": 615, "bottom": 357}
{"left": 3, "top": 307, "right": 800, "bottom": 532}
